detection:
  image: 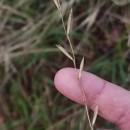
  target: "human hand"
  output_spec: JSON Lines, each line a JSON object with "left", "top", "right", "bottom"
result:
{"left": 54, "top": 68, "right": 130, "bottom": 130}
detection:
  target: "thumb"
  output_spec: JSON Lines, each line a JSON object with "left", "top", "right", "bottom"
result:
{"left": 54, "top": 68, "right": 130, "bottom": 130}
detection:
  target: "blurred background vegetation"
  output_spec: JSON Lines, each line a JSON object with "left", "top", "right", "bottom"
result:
{"left": 0, "top": 0, "right": 129, "bottom": 129}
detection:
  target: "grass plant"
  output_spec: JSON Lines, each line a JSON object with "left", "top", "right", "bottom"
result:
{"left": 53, "top": 0, "right": 98, "bottom": 129}
{"left": 0, "top": 0, "right": 129, "bottom": 130}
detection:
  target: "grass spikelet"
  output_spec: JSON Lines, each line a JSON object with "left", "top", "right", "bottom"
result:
{"left": 56, "top": 45, "right": 73, "bottom": 61}
{"left": 53, "top": 0, "right": 60, "bottom": 11}
{"left": 92, "top": 106, "right": 98, "bottom": 127}
{"left": 67, "top": 9, "right": 73, "bottom": 35}
{"left": 79, "top": 57, "right": 84, "bottom": 79}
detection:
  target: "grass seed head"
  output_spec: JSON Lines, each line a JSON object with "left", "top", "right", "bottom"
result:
{"left": 92, "top": 106, "right": 98, "bottom": 127}
{"left": 56, "top": 45, "right": 73, "bottom": 61}
{"left": 67, "top": 9, "right": 73, "bottom": 35}
{"left": 78, "top": 57, "right": 84, "bottom": 79}
{"left": 53, "top": 0, "right": 60, "bottom": 11}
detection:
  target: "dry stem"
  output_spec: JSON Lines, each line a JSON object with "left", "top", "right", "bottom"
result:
{"left": 53, "top": 0, "right": 98, "bottom": 129}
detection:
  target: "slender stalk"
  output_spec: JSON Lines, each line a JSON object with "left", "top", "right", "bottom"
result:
{"left": 53, "top": 0, "right": 94, "bottom": 129}
{"left": 79, "top": 80, "right": 93, "bottom": 130}
{"left": 60, "top": 7, "right": 93, "bottom": 130}
{"left": 58, "top": 4, "right": 75, "bottom": 61}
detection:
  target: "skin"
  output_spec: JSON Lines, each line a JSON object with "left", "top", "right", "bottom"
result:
{"left": 54, "top": 68, "right": 130, "bottom": 130}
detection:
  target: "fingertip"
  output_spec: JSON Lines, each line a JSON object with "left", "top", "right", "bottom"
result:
{"left": 54, "top": 68, "right": 67, "bottom": 92}
{"left": 54, "top": 68, "right": 83, "bottom": 104}
{"left": 54, "top": 68, "right": 72, "bottom": 90}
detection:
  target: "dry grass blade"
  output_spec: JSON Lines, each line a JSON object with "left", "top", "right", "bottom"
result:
{"left": 122, "top": 4, "right": 130, "bottom": 47}
{"left": 111, "top": 0, "right": 130, "bottom": 5}
{"left": 78, "top": 7, "right": 99, "bottom": 30}
{"left": 4, "top": 52, "right": 10, "bottom": 73}
{"left": 92, "top": 106, "right": 98, "bottom": 127}
{"left": 78, "top": 57, "right": 84, "bottom": 79}
{"left": 53, "top": 0, "right": 60, "bottom": 11}
{"left": 67, "top": 9, "right": 72, "bottom": 35}
{"left": 56, "top": 45, "right": 73, "bottom": 61}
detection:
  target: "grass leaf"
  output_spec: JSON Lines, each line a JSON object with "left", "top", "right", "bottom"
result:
{"left": 67, "top": 9, "right": 73, "bottom": 35}
{"left": 78, "top": 57, "right": 84, "bottom": 79}
{"left": 56, "top": 45, "right": 73, "bottom": 61}
{"left": 123, "top": 5, "right": 130, "bottom": 47}
{"left": 92, "top": 106, "right": 98, "bottom": 126}
{"left": 111, "top": 0, "right": 129, "bottom": 5}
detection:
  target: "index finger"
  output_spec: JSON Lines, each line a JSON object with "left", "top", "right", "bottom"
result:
{"left": 54, "top": 68, "right": 130, "bottom": 130}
